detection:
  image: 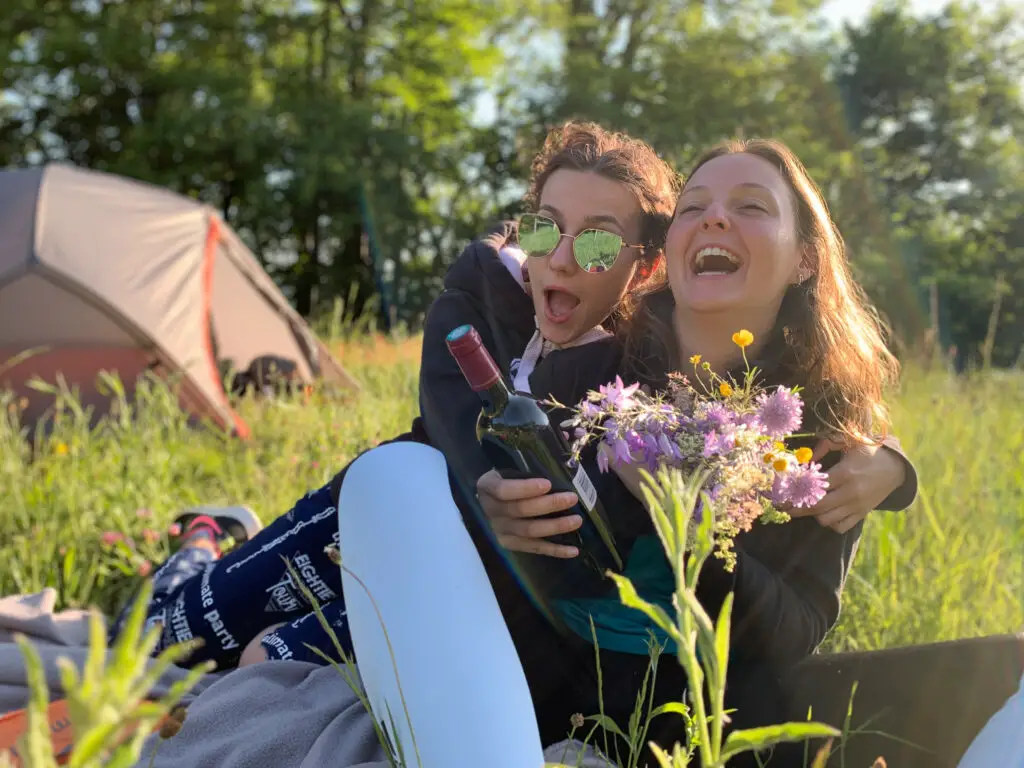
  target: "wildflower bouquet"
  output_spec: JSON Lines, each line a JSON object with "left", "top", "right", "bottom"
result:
{"left": 561, "top": 330, "right": 829, "bottom": 568}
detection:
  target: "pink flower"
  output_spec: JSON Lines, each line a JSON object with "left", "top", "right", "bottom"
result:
{"left": 100, "top": 531, "right": 124, "bottom": 547}
{"left": 703, "top": 429, "right": 737, "bottom": 458}
{"left": 771, "top": 462, "right": 829, "bottom": 508}
{"left": 135, "top": 508, "right": 153, "bottom": 520}
{"left": 167, "top": 523, "right": 182, "bottom": 537}
{"left": 142, "top": 528, "right": 160, "bottom": 545}
{"left": 598, "top": 376, "right": 640, "bottom": 409}
{"left": 137, "top": 560, "right": 154, "bottom": 578}
{"left": 755, "top": 387, "right": 803, "bottom": 439}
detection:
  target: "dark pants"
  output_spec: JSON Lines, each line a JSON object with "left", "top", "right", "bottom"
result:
{"left": 112, "top": 483, "right": 354, "bottom": 669}
{"left": 475, "top": 541, "right": 797, "bottom": 766}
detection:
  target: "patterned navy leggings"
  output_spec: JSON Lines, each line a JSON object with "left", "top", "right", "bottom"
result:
{"left": 112, "top": 482, "right": 352, "bottom": 669}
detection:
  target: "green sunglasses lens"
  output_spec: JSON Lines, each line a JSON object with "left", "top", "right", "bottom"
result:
{"left": 518, "top": 215, "right": 560, "bottom": 256}
{"left": 574, "top": 230, "right": 623, "bottom": 273}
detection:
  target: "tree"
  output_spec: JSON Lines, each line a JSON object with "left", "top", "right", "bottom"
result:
{"left": 837, "top": 0, "right": 1024, "bottom": 365}
{"left": 0, "top": 0, "right": 513, "bottom": 324}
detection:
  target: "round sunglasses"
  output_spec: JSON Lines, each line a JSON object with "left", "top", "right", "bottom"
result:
{"left": 516, "top": 213, "right": 644, "bottom": 274}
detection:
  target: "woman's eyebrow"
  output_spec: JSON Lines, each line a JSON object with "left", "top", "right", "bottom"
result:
{"left": 682, "top": 182, "right": 772, "bottom": 195}
{"left": 539, "top": 205, "right": 624, "bottom": 232}
{"left": 583, "top": 213, "right": 625, "bottom": 231}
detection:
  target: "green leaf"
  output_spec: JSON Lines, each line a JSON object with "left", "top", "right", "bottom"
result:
{"left": 713, "top": 591, "right": 734, "bottom": 689}
{"left": 649, "top": 700, "right": 691, "bottom": 722}
{"left": 721, "top": 722, "right": 841, "bottom": 761}
{"left": 607, "top": 572, "right": 682, "bottom": 643}
{"left": 585, "top": 713, "right": 629, "bottom": 742}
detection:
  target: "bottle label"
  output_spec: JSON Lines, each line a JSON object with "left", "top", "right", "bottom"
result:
{"left": 571, "top": 462, "right": 599, "bottom": 512}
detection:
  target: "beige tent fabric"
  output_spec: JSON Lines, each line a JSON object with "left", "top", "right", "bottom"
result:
{"left": 0, "top": 162, "right": 356, "bottom": 436}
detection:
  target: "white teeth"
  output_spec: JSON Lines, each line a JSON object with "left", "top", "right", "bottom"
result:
{"left": 694, "top": 246, "right": 740, "bottom": 274}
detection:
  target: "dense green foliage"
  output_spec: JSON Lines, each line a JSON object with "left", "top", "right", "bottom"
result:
{"left": 2, "top": 1, "right": 1023, "bottom": 359}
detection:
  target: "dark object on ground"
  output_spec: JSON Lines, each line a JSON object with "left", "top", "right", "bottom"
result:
{"left": 784, "top": 632, "right": 1023, "bottom": 767}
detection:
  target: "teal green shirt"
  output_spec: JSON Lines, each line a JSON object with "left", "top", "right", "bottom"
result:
{"left": 555, "top": 535, "right": 677, "bottom": 655}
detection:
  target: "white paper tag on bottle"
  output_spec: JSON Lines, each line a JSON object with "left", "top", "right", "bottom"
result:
{"left": 571, "top": 463, "right": 599, "bottom": 512}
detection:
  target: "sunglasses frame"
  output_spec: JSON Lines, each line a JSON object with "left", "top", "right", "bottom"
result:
{"left": 515, "top": 213, "right": 645, "bottom": 273}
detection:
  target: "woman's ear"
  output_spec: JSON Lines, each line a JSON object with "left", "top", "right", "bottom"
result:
{"left": 793, "top": 246, "right": 816, "bottom": 285}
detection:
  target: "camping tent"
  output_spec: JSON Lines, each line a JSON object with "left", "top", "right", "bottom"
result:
{"left": 0, "top": 163, "right": 359, "bottom": 438}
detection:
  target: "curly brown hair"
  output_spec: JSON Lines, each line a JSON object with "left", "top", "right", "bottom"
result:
{"left": 626, "top": 138, "right": 900, "bottom": 442}
{"left": 525, "top": 121, "right": 680, "bottom": 329}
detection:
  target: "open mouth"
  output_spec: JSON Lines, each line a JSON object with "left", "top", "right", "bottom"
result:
{"left": 544, "top": 288, "right": 580, "bottom": 323}
{"left": 692, "top": 246, "right": 742, "bottom": 277}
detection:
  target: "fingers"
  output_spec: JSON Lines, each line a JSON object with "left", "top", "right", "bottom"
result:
{"left": 492, "top": 513, "right": 583, "bottom": 552}
{"left": 475, "top": 468, "right": 582, "bottom": 558}
{"left": 485, "top": 491, "right": 579, "bottom": 521}
{"left": 816, "top": 506, "right": 868, "bottom": 534}
{"left": 477, "top": 469, "right": 551, "bottom": 502}
{"left": 811, "top": 437, "right": 845, "bottom": 462}
{"left": 481, "top": 220, "right": 517, "bottom": 250}
{"left": 494, "top": 534, "right": 580, "bottom": 559}
{"left": 790, "top": 481, "right": 856, "bottom": 518}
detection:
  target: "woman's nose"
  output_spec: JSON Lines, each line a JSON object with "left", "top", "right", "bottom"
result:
{"left": 548, "top": 235, "right": 578, "bottom": 274}
{"left": 701, "top": 204, "right": 730, "bottom": 231}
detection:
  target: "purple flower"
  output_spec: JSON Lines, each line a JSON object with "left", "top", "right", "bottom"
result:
{"left": 657, "top": 432, "right": 680, "bottom": 461}
{"left": 699, "top": 402, "right": 734, "bottom": 432}
{"left": 703, "top": 429, "right": 737, "bottom": 458}
{"left": 755, "top": 386, "right": 803, "bottom": 439}
{"left": 772, "top": 462, "right": 829, "bottom": 508}
{"left": 626, "top": 429, "right": 647, "bottom": 454}
{"left": 580, "top": 400, "right": 601, "bottom": 419}
{"left": 596, "top": 446, "right": 610, "bottom": 473}
{"left": 612, "top": 436, "right": 633, "bottom": 465}
{"left": 599, "top": 376, "right": 640, "bottom": 409}
{"left": 735, "top": 411, "right": 761, "bottom": 431}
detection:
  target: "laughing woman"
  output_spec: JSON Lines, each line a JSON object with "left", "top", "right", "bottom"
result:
{"left": 476, "top": 137, "right": 913, "bottom": 765}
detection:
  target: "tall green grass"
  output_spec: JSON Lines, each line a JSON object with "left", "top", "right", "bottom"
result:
{"left": 1, "top": 337, "right": 1021, "bottom": 650}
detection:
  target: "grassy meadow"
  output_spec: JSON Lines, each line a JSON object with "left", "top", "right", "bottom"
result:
{"left": 1, "top": 333, "right": 1022, "bottom": 655}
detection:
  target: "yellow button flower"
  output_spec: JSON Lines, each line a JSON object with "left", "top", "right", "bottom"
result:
{"left": 732, "top": 329, "right": 754, "bottom": 348}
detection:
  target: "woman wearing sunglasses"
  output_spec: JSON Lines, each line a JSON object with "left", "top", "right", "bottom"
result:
{"left": 130, "top": 120, "right": 921, "bottom": 768}
{"left": 112, "top": 122, "right": 680, "bottom": 673}
{"left": 474, "top": 136, "right": 917, "bottom": 766}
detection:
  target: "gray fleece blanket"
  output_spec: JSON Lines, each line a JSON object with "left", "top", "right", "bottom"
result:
{"left": 0, "top": 590, "right": 612, "bottom": 767}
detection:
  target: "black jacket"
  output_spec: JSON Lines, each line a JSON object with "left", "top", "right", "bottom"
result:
{"left": 332, "top": 226, "right": 920, "bottom": 748}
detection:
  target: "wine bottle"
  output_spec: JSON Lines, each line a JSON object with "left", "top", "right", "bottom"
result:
{"left": 445, "top": 324, "right": 623, "bottom": 599}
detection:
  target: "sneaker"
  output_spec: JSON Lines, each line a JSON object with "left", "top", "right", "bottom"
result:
{"left": 173, "top": 506, "right": 263, "bottom": 554}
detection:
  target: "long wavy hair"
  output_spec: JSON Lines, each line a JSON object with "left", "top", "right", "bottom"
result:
{"left": 526, "top": 121, "right": 680, "bottom": 331}
{"left": 624, "top": 138, "right": 900, "bottom": 442}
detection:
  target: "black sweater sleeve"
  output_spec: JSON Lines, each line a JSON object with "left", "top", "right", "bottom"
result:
{"left": 419, "top": 287, "right": 503, "bottom": 492}
{"left": 417, "top": 224, "right": 533, "bottom": 495}
{"left": 877, "top": 435, "right": 918, "bottom": 511}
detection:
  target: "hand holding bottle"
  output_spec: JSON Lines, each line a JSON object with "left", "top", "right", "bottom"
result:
{"left": 475, "top": 470, "right": 582, "bottom": 558}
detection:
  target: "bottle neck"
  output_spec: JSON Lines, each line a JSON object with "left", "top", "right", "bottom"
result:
{"left": 477, "top": 377, "right": 510, "bottom": 415}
